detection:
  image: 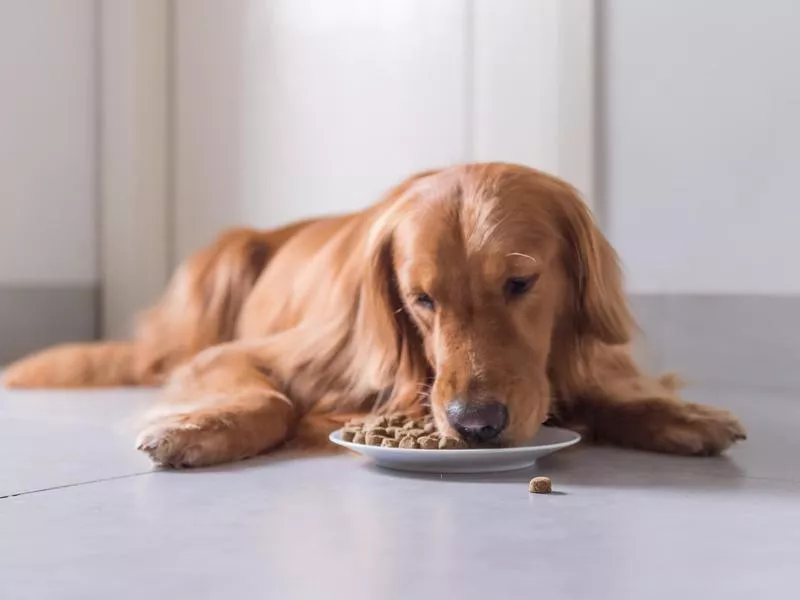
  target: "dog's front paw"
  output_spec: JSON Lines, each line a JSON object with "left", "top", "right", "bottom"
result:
{"left": 656, "top": 403, "right": 746, "bottom": 456}
{"left": 136, "top": 416, "right": 224, "bottom": 468}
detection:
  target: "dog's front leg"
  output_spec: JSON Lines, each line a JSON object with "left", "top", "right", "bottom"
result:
{"left": 554, "top": 349, "right": 746, "bottom": 456}
{"left": 136, "top": 344, "right": 295, "bottom": 468}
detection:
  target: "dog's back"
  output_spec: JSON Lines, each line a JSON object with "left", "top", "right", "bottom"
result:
{"left": 2, "top": 220, "right": 316, "bottom": 388}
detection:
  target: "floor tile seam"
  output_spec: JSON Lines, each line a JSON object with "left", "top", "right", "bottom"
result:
{"left": 0, "top": 470, "right": 155, "bottom": 501}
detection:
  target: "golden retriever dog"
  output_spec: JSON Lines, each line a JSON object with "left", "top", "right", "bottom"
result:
{"left": 3, "top": 163, "right": 746, "bottom": 467}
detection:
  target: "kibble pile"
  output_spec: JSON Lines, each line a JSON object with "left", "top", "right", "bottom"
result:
{"left": 340, "top": 414, "right": 468, "bottom": 450}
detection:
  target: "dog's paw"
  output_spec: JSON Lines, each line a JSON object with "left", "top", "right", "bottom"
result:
{"left": 656, "top": 403, "right": 746, "bottom": 456}
{"left": 136, "top": 417, "right": 222, "bottom": 468}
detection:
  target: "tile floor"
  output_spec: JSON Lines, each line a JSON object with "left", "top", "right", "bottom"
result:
{"left": 1, "top": 384, "right": 798, "bottom": 600}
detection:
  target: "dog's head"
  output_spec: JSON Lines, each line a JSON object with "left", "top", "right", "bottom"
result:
{"left": 356, "top": 163, "right": 632, "bottom": 445}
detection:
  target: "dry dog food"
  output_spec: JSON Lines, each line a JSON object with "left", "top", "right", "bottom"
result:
{"left": 342, "top": 414, "right": 469, "bottom": 450}
{"left": 399, "top": 436, "right": 419, "bottom": 449}
{"left": 528, "top": 476, "right": 552, "bottom": 494}
{"left": 417, "top": 436, "right": 439, "bottom": 450}
{"left": 365, "top": 432, "right": 384, "bottom": 446}
{"left": 438, "top": 436, "right": 468, "bottom": 450}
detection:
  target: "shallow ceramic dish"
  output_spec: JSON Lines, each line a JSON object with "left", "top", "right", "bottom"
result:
{"left": 329, "top": 426, "right": 581, "bottom": 474}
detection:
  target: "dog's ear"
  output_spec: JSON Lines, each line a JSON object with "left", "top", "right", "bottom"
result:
{"left": 353, "top": 229, "right": 407, "bottom": 387}
{"left": 560, "top": 191, "right": 633, "bottom": 345}
{"left": 350, "top": 174, "right": 433, "bottom": 392}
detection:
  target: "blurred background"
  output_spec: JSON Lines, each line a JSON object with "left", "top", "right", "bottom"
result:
{"left": 1, "top": 0, "right": 798, "bottom": 389}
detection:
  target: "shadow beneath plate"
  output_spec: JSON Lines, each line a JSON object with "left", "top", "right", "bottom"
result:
{"left": 358, "top": 444, "right": 778, "bottom": 494}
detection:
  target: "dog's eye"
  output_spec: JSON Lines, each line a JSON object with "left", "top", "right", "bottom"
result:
{"left": 414, "top": 292, "right": 436, "bottom": 310}
{"left": 505, "top": 275, "right": 538, "bottom": 297}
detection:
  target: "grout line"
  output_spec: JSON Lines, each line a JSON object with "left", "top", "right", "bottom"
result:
{"left": 0, "top": 470, "right": 155, "bottom": 501}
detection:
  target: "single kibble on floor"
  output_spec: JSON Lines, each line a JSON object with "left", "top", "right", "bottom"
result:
{"left": 417, "top": 436, "right": 439, "bottom": 449}
{"left": 528, "top": 476, "right": 552, "bottom": 494}
{"left": 365, "top": 433, "right": 385, "bottom": 446}
{"left": 381, "top": 438, "right": 399, "bottom": 448}
{"left": 399, "top": 436, "right": 420, "bottom": 449}
{"left": 439, "top": 436, "right": 468, "bottom": 450}
{"left": 352, "top": 431, "right": 366, "bottom": 444}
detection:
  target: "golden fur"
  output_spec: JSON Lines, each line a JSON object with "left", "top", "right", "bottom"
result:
{"left": 3, "top": 163, "right": 745, "bottom": 466}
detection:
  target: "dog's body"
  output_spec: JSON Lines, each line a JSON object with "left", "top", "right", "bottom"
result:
{"left": 4, "top": 164, "right": 745, "bottom": 466}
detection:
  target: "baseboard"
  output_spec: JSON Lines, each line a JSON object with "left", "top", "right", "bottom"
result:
{"left": 630, "top": 294, "right": 800, "bottom": 390}
{"left": 0, "top": 285, "right": 99, "bottom": 365}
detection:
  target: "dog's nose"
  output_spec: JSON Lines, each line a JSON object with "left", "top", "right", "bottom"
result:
{"left": 446, "top": 397, "right": 508, "bottom": 442}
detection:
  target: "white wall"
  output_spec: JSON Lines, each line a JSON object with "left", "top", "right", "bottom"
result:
{"left": 173, "top": 0, "right": 585, "bottom": 261}
{"left": 0, "top": 0, "right": 97, "bottom": 285}
{"left": 100, "top": 0, "right": 170, "bottom": 338}
{"left": 175, "top": 0, "right": 469, "bottom": 260}
{"left": 605, "top": 0, "right": 800, "bottom": 295}
{"left": 472, "top": 0, "right": 559, "bottom": 174}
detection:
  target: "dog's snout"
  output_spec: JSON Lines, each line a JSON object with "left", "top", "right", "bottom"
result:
{"left": 446, "top": 397, "right": 508, "bottom": 442}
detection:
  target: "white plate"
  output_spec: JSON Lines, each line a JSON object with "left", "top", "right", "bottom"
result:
{"left": 329, "top": 426, "right": 581, "bottom": 474}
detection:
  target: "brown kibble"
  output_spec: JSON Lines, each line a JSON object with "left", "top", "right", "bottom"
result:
{"left": 417, "top": 436, "right": 439, "bottom": 450}
{"left": 365, "top": 433, "right": 385, "bottom": 446}
{"left": 340, "top": 414, "right": 465, "bottom": 451}
{"left": 370, "top": 416, "right": 389, "bottom": 428}
{"left": 439, "top": 436, "right": 468, "bottom": 450}
{"left": 528, "top": 476, "right": 552, "bottom": 494}
{"left": 399, "top": 436, "right": 420, "bottom": 449}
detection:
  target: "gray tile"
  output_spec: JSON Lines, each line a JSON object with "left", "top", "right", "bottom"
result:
{"left": 0, "top": 388, "right": 156, "bottom": 497}
{"left": 1, "top": 451, "right": 798, "bottom": 600}
{"left": 0, "top": 383, "right": 798, "bottom": 599}
{"left": 0, "top": 285, "right": 98, "bottom": 365}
